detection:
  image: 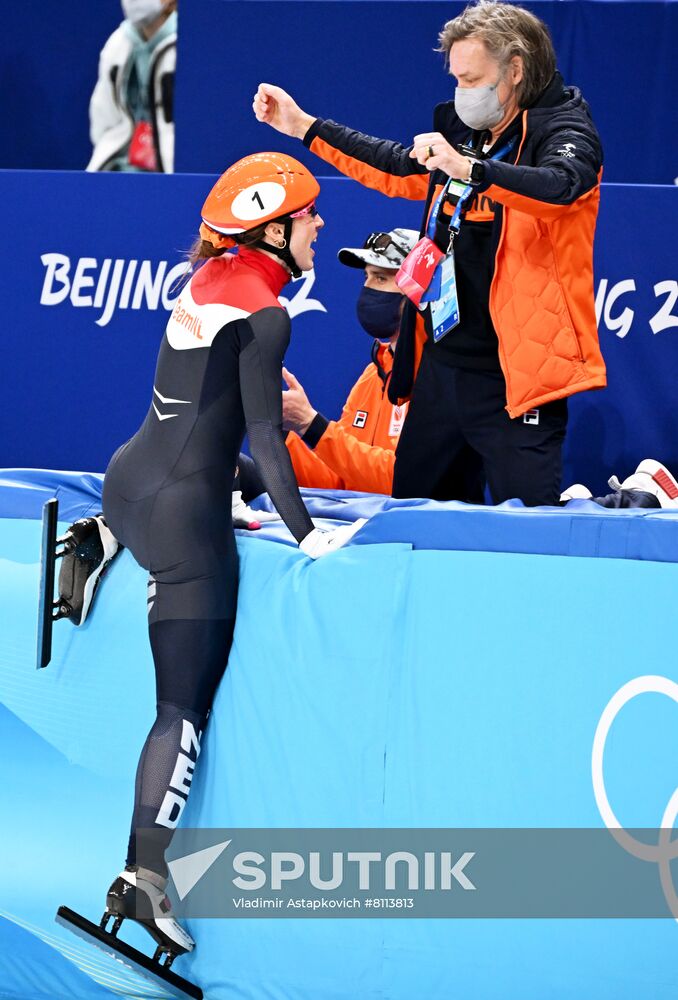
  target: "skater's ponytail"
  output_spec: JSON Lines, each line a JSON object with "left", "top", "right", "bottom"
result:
{"left": 186, "top": 221, "right": 270, "bottom": 268}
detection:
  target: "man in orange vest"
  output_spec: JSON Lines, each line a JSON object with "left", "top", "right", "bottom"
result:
{"left": 281, "top": 228, "right": 419, "bottom": 495}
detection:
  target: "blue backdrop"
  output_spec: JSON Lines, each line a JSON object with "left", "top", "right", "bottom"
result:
{"left": 0, "top": 0, "right": 122, "bottom": 170}
{"left": 1, "top": 169, "right": 676, "bottom": 497}
{"left": 174, "top": 0, "right": 678, "bottom": 185}
{"left": 1, "top": 0, "right": 677, "bottom": 183}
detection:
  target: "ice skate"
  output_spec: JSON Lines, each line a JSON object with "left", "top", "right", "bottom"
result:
{"left": 57, "top": 513, "right": 119, "bottom": 625}
{"left": 37, "top": 498, "right": 120, "bottom": 668}
{"left": 56, "top": 867, "right": 201, "bottom": 1000}
{"left": 104, "top": 866, "right": 195, "bottom": 958}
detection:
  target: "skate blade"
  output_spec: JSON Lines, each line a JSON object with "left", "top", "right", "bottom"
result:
{"left": 37, "top": 499, "right": 80, "bottom": 668}
{"left": 55, "top": 906, "right": 202, "bottom": 1000}
{"left": 37, "top": 499, "right": 59, "bottom": 670}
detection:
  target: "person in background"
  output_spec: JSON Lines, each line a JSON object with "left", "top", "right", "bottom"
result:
{"left": 236, "top": 225, "right": 483, "bottom": 507}
{"left": 283, "top": 227, "right": 418, "bottom": 495}
{"left": 87, "top": 0, "right": 177, "bottom": 172}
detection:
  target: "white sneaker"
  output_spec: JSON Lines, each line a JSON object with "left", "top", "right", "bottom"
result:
{"left": 613, "top": 460, "right": 678, "bottom": 509}
{"left": 560, "top": 484, "right": 593, "bottom": 501}
{"left": 231, "top": 490, "right": 282, "bottom": 529}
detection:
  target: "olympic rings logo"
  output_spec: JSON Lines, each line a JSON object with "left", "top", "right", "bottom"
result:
{"left": 592, "top": 674, "right": 678, "bottom": 920}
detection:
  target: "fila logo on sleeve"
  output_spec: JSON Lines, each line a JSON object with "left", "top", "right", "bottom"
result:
{"left": 353, "top": 410, "right": 368, "bottom": 429}
{"left": 523, "top": 408, "right": 540, "bottom": 426}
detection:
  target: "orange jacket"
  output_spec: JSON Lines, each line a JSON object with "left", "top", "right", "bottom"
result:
{"left": 303, "top": 74, "right": 606, "bottom": 418}
{"left": 286, "top": 342, "right": 407, "bottom": 494}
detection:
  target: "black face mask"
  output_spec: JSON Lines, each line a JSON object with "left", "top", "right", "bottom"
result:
{"left": 356, "top": 287, "right": 404, "bottom": 339}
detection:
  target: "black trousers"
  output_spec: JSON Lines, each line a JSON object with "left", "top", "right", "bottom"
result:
{"left": 392, "top": 349, "right": 568, "bottom": 506}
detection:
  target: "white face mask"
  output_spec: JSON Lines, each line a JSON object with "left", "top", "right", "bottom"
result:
{"left": 121, "top": 0, "right": 164, "bottom": 26}
{"left": 454, "top": 80, "right": 506, "bottom": 131}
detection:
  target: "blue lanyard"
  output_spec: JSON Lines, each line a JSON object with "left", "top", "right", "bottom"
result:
{"left": 426, "top": 136, "right": 517, "bottom": 242}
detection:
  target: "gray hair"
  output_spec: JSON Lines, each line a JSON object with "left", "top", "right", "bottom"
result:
{"left": 438, "top": 1, "right": 556, "bottom": 108}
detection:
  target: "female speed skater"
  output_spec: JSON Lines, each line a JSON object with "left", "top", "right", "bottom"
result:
{"left": 99, "top": 152, "right": 364, "bottom": 964}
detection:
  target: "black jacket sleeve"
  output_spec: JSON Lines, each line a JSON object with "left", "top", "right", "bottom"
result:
{"left": 238, "top": 306, "right": 313, "bottom": 543}
{"left": 303, "top": 119, "right": 430, "bottom": 200}
{"left": 479, "top": 119, "right": 603, "bottom": 212}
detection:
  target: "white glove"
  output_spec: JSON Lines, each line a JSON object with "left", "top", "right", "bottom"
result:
{"left": 232, "top": 491, "right": 281, "bottom": 530}
{"left": 298, "top": 519, "right": 368, "bottom": 559}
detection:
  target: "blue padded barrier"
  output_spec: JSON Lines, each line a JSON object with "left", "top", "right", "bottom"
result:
{"left": 4, "top": 468, "right": 678, "bottom": 563}
{"left": 3, "top": 470, "right": 678, "bottom": 998}
{"left": 0, "top": 469, "right": 107, "bottom": 522}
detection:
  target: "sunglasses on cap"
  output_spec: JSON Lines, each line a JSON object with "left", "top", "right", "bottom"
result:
{"left": 364, "top": 231, "right": 408, "bottom": 258}
{"left": 290, "top": 200, "right": 318, "bottom": 219}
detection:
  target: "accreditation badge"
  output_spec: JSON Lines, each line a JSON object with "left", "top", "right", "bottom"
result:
{"left": 395, "top": 237, "right": 445, "bottom": 310}
{"left": 429, "top": 252, "right": 460, "bottom": 342}
{"left": 388, "top": 402, "right": 408, "bottom": 438}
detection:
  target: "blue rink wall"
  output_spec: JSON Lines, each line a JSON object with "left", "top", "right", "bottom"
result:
{"left": 3, "top": 471, "right": 678, "bottom": 999}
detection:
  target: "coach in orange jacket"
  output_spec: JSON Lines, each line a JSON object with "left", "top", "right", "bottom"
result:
{"left": 284, "top": 228, "right": 417, "bottom": 495}
{"left": 254, "top": 2, "right": 606, "bottom": 506}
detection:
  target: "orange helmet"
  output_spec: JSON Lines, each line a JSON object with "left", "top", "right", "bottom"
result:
{"left": 201, "top": 152, "right": 320, "bottom": 235}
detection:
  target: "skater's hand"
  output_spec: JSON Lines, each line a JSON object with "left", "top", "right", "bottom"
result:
{"left": 299, "top": 519, "right": 368, "bottom": 559}
{"left": 282, "top": 367, "right": 316, "bottom": 435}
{"left": 232, "top": 491, "right": 280, "bottom": 530}
{"left": 253, "top": 84, "right": 316, "bottom": 139}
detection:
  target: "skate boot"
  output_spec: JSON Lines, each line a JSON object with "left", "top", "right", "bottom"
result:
{"left": 57, "top": 515, "right": 120, "bottom": 626}
{"left": 102, "top": 866, "right": 195, "bottom": 965}
{"left": 56, "top": 864, "right": 202, "bottom": 998}
{"left": 38, "top": 498, "right": 122, "bottom": 668}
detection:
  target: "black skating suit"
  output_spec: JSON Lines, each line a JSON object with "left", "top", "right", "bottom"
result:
{"left": 103, "top": 247, "right": 313, "bottom": 875}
